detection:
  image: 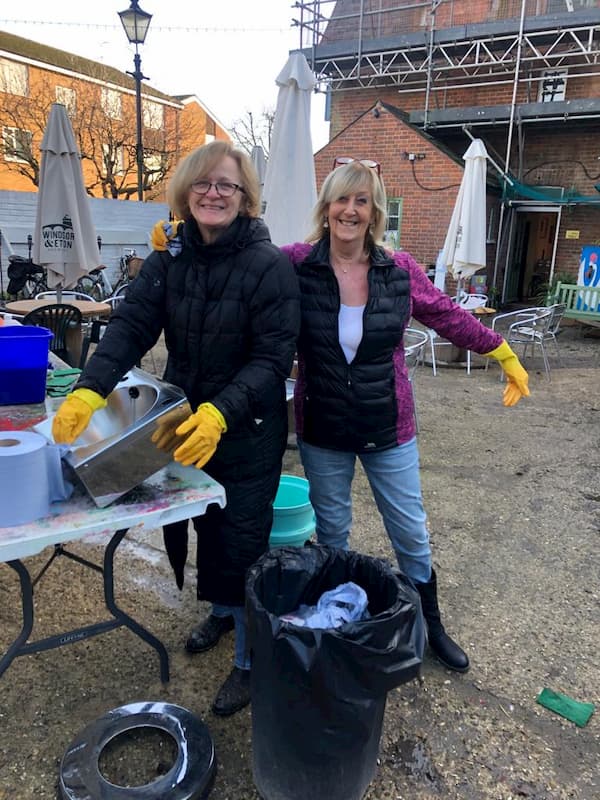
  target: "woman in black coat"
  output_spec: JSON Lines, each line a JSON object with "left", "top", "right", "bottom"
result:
{"left": 52, "top": 140, "right": 300, "bottom": 716}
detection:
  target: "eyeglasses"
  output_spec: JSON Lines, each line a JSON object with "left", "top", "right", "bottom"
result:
{"left": 190, "top": 180, "right": 244, "bottom": 197}
{"left": 332, "top": 157, "right": 381, "bottom": 176}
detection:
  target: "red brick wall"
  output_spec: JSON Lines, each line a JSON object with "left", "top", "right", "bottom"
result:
{"left": 323, "top": 0, "right": 570, "bottom": 43}
{"left": 329, "top": 73, "right": 599, "bottom": 139}
{"left": 314, "top": 103, "right": 492, "bottom": 276}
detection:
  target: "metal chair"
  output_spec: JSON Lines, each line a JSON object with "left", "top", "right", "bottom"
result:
{"left": 428, "top": 293, "right": 488, "bottom": 376}
{"left": 77, "top": 296, "right": 126, "bottom": 369}
{"left": 35, "top": 291, "right": 95, "bottom": 302}
{"left": 22, "top": 303, "right": 83, "bottom": 368}
{"left": 487, "top": 305, "right": 557, "bottom": 379}
{"left": 506, "top": 306, "right": 559, "bottom": 380}
{"left": 404, "top": 326, "right": 429, "bottom": 433}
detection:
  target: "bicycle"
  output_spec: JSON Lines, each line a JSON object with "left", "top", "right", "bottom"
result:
{"left": 75, "top": 249, "right": 143, "bottom": 301}
{"left": 6, "top": 255, "right": 50, "bottom": 299}
{"left": 76, "top": 265, "right": 112, "bottom": 302}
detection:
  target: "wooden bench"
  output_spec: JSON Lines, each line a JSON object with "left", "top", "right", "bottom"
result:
{"left": 554, "top": 282, "right": 600, "bottom": 329}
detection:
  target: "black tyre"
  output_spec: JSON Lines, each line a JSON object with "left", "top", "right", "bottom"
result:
{"left": 77, "top": 276, "right": 105, "bottom": 301}
{"left": 111, "top": 280, "right": 129, "bottom": 298}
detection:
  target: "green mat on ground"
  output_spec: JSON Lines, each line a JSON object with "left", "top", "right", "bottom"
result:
{"left": 536, "top": 688, "right": 595, "bottom": 727}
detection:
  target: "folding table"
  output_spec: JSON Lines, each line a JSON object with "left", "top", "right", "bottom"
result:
{"left": 0, "top": 463, "right": 226, "bottom": 682}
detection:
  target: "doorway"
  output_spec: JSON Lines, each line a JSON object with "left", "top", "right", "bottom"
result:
{"left": 504, "top": 207, "right": 560, "bottom": 303}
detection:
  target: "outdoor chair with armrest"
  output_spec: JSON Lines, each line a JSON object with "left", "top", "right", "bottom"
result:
{"left": 403, "top": 326, "right": 429, "bottom": 433}
{"left": 428, "top": 293, "right": 488, "bottom": 376}
{"left": 487, "top": 306, "right": 556, "bottom": 380}
{"left": 35, "top": 291, "right": 96, "bottom": 302}
{"left": 78, "top": 293, "right": 157, "bottom": 373}
{"left": 77, "top": 294, "right": 126, "bottom": 368}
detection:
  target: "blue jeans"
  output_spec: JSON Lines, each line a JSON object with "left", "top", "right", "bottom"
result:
{"left": 213, "top": 604, "right": 249, "bottom": 670}
{"left": 298, "top": 437, "right": 432, "bottom": 584}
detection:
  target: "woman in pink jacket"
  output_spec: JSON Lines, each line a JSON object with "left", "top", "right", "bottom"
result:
{"left": 278, "top": 157, "right": 528, "bottom": 673}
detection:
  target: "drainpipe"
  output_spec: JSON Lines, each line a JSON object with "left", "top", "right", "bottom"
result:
{"left": 423, "top": 0, "right": 442, "bottom": 130}
{"left": 495, "top": 0, "right": 527, "bottom": 302}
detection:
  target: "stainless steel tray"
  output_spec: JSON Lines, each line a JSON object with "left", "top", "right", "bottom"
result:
{"left": 37, "top": 368, "right": 187, "bottom": 507}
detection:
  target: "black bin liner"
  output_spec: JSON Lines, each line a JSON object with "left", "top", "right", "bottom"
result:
{"left": 246, "top": 544, "right": 425, "bottom": 800}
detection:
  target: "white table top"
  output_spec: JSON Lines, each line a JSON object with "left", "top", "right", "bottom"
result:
{"left": 0, "top": 462, "right": 226, "bottom": 562}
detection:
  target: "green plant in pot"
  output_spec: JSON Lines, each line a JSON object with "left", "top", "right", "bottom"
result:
{"left": 536, "top": 271, "right": 577, "bottom": 306}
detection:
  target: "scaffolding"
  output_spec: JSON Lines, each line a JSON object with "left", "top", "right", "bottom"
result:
{"left": 294, "top": 1, "right": 600, "bottom": 99}
{"left": 293, "top": 0, "right": 600, "bottom": 301}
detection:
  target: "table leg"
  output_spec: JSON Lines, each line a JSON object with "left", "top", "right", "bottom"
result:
{"left": 0, "top": 560, "right": 34, "bottom": 678}
{"left": 0, "top": 529, "right": 170, "bottom": 683}
{"left": 103, "top": 529, "right": 170, "bottom": 683}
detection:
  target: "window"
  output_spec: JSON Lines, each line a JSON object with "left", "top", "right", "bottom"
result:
{"left": 0, "top": 58, "right": 28, "bottom": 96}
{"left": 102, "top": 143, "right": 124, "bottom": 175}
{"left": 3, "top": 126, "right": 32, "bottom": 162}
{"left": 539, "top": 70, "right": 567, "bottom": 103}
{"left": 385, "top": 198, "right": 403, "bottom": 250}
{"left": 56, "top": 86, "right": 77, "bottom": 116}
{"left": 143, "top": 152, "right": 163, "bottom": 186}
{"left": 142, "top": 100, "right": 164, "bottom": 130}
{"left": 101, "top": 87, "right": 122, "bottom": 119}
{"left": 205, "top": 117, "right": 216, "bottom": 144}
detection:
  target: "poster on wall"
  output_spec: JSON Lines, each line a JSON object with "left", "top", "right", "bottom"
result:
{"left": 576, "top": 245, "right": 600, "bottom": 311}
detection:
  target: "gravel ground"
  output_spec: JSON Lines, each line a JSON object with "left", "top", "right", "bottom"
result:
{"left": 0, "top": 321, "right": 599, "bottom": 799}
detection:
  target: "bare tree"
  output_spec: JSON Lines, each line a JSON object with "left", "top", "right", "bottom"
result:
{"left": 1, "top": 76, "right": 202, "bottom": 199}
{"left": 230, "top": 108, "right": 275, "bottom": 157}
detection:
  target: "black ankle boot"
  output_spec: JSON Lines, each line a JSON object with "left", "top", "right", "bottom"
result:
{"left": 212, "top": 667, "right": 251, "bottom": 716}
{"left": 186, "top": 614, "right": 234, "bottom": 653}
{"left": 416, "top": 569, "right": 469, "bottom": 673}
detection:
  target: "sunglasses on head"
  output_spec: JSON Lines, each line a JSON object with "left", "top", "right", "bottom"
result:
{"left": 333, "top": 156, "right": 381, "bottom": 176}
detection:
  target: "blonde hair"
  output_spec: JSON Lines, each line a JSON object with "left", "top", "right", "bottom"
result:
{"left": 306, "top": 161, "right": 388, "bottom": 247}
{"left": 167, "top": 140, "right": 260, "bottom": 220}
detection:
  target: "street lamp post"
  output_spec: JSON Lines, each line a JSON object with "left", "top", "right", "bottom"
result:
{"left": 118, "top": 0, "right": 152, "bottom": 202}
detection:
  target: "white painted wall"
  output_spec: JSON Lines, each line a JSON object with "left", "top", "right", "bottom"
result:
{"left": 0, "top": 191, "right": 169, "bottom": 295}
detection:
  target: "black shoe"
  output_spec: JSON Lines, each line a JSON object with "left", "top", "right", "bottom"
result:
{"left": 427, "top": 629, "right": 470, "bottom": 673}
{"left": 416, "top": 569, "right": 470, "bottom": 673}
{"left": 185, "top": 614, "right": 234, "bottom": 654}
{"left": 212, "top": 667, "right": 251, "bottom": 716}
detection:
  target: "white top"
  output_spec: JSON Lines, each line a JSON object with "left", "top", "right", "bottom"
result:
{"left": 338, "top": 303, "right": 366, "bottom": 363}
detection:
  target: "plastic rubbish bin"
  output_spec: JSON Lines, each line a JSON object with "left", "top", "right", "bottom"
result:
{"left": 246, "top": 544, "right": 425, "bottom": 800}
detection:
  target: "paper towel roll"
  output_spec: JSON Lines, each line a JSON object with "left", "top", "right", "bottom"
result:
{"left": 0, "top": 431, "right": 50, "bottom": 527}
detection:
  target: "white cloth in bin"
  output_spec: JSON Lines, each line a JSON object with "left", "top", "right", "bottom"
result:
{"left": 280, "top": 581, "right": 370, "bottom": 628}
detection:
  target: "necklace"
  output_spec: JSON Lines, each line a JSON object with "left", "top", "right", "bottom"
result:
{"left": 332, "top": 256, "right": 367, "bottom": 275}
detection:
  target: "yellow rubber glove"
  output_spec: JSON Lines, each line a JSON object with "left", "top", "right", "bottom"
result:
{"left": 151, "top": 401, "right": 192, "bottom": 453}
{"left": 150, "top": 219, "right": 183, "bottom": 253}
{"left": 485, "top": 340, "right": 531, "bottom": 407}
{"left": 173, "top": 403, "right": 227, "bottom": 469}
{"left": 51, "top": 388, "right": 107, "bottom": 444}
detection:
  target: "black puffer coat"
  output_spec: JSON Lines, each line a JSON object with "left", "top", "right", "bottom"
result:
{"left": 78, "top": 216, "right": 300, "bottom": 605}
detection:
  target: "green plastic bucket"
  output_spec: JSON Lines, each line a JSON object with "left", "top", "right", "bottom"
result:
{"left": 270, "top": 474, "right": 315, "bottom": 548}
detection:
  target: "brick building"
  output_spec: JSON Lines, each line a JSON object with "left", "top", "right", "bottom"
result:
{"left": 297, "top": 0, "right": 600, "bottom": 302}
{"left": 0, "top": 31, "right": 229, "bottom": 202}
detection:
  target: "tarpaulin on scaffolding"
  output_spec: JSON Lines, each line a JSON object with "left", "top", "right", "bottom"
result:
{"left": 502, "top": 178, "right": 600, "bottom": 206}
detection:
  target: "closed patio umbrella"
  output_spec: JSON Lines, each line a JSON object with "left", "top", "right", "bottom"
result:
{"left": 251, "top": 145, "right": 267, "bottom": 214}
{"left": 263, "top": 52, "right": 317, "bottom": 246}
{"left": 440, "top": 139, "right": 488, "bottom": 297}
{"left": 33, "top": 103, "right": 101, "bottom": 299}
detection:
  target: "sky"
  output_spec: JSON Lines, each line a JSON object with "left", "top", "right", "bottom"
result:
{"left": 1, "top": 1, "right": 330, "bottom": 152}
